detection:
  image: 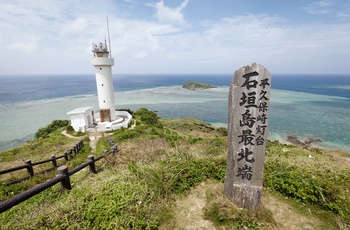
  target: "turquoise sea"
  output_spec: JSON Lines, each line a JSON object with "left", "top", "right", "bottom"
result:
{"left": 0, "top": 74, "right": 349, "bottom": 152}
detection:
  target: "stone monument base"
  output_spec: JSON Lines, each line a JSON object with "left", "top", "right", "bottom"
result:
{"left": 224, "top": 183, "right": 262, "bottom": 212}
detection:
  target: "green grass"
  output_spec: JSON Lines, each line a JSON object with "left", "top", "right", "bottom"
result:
{"left": 0, "top": 131, "right": 78, "bottom": 164}
{"left": 264, "top": 142, "right": 350, "bottom": 224}
{"left": 95, "top": 134, "right": 110, "bottom": 154}
{"left": 1, "top": 108, "right": 349, "bottom": 229}
{"left": 0, "top": 129, "right": 92, "bottom": 201}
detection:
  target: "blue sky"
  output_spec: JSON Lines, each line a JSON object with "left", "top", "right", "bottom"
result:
{"left": 0, "top": 0, "right": 350, "bottom": 75}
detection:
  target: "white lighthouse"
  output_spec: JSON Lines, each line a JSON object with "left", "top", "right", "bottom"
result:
{"left": 67, "top": 38, "right": 132, "bottom": 132}
{"left": 90, "top": 40, "right": 132, "bottom": 131}
{"left": 91, "top": 41, "right": 116, "bottom": 122}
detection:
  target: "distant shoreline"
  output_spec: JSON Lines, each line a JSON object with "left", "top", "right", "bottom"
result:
{"left": 1, "top": 74, "right": 350, "bottom": 153}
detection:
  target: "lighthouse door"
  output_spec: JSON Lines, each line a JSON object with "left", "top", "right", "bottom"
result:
{"left": 100, "top": 109, "right": 111, "bottom": 122}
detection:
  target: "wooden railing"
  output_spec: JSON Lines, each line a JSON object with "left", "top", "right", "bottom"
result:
{"left": 106, "top": 136, "right": 118, "bottom": 152}
{"left": 0, "top": 144, "right": 118, "bottom": 213}
{"left": 0, "top": 140, "right": 84, "bottom": 185}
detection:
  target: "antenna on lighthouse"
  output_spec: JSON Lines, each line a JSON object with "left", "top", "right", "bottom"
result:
{"left": 106, "top": 16, "right": 112, "bottom": 58}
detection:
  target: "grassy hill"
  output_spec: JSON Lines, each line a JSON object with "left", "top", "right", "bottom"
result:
{"left": 1, "top": 108, "right": 350, "bottom": 229}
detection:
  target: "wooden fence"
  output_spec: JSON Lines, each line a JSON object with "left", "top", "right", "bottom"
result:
{"left": 0, "top": 140, "right": 84, "bottom": 185}
{"left": 106, "top": 136, "right": 118, "bottom": 152}
{"left": 0, "top": 139, "right": 118, "bottom": 213}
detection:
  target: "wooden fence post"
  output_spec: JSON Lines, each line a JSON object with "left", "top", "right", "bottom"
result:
{"left": 64, "top": 152, "right": 69, "bottom": 161}
{"left": 51, "top": 155, "right": 57, "bottom": 168}
{"left": 25, "top": 160, "right": 34, "bottom": 177}
{"left": 57, "top": 166, "right": 71, "bottom": 191}
{"left": 88, "top": 155, "right": 96, "bottom": 174}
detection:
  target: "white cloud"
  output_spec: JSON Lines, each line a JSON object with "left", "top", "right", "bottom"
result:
{"left": 107, "top": 19, "right": 164, "bottom": 61}
{"left": 337, "top": 11, "right": 350, "bottom": 18}
{"left": 335, "top": 1, "right": 350, "bottom": 20}
{"left": 0, "top": 0, "right": 350, "bottom": 74}
{"left": 303, "top": 0, "right": 333, "bottom": 14}
{"left": 134, "top": 51, "right": 147, "bottom": 59}
{"left": 139, "top": 13, "right": 350, "bottom": 74}
{"left": 60, "top": 17, "right": 89, "bottom": 37}
{"left": 317, "top": 0, "right": 333, "bottom": 7}
{"left": 9, "top": 36, "right": 40, "bottom": 53}
{"left": 152, "top": 0, "right": 190, "bottom": 25}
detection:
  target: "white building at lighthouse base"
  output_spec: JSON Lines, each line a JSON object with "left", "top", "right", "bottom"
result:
{"left": 67, "top": 107, "right": 95, "bottom": 132}
{"left": 67, "top": 107, "right": 132, "bottom": 132}
{"left": 94, "top": 110, "right": 132, "bottom": 131}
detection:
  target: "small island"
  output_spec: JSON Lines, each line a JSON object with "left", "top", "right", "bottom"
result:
{"left": 182, "top": 81, "right": 217, "bottom": 90}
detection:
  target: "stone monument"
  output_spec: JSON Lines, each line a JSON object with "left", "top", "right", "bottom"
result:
{"left": 224, "top": 63, "right": 271, "bottom": 211}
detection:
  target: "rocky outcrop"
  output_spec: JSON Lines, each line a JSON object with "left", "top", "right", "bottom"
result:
{"left": 182, "top": 82, "right": 217, "bottom": 90}
{"left": 287, "top": 134, "right": 322, "bottom": 147}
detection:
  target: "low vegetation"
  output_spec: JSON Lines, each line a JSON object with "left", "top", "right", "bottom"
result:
{"left": 0, "top": 122, "right": 91, "bottom": 201}
{"left": 0, "top": 128, "right": 84, "bottom": 171}
{"left": 264, "top": 143, "right": 350, "bottom": 225}
{"left": 182, "top": 81, "right": 217, "bottom": 90}
{"left": 35, "top": 120, "right": 70, "bottom": 139}
{"left": 1, "top": 108, "right": 349, "bottom": 229}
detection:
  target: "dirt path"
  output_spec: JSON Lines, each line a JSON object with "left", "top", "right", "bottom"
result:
{"left": 168, "top": 181, "right": 330, "bottom": 229}
{"left": 262, "top": 193, "right": 322, "bottom": 230}
{"left": 88, "top": 131, "right": 102, "bottom": 152}
{"left": 169, "top": 182, "right": 216, "bottom": 230}
{"left": 61, "top": 130, "right": 80, "bottom": 139}
{"left": 61, "top": 130, "right": 102, "bottom": 152}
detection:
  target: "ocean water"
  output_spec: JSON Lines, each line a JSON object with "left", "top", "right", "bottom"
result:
{"left": 0, "top": 74, "right": 349, "bottom": 152}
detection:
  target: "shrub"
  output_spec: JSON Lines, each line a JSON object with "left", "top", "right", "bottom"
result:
{"left": 66, "top": 125, "right": 74, "bottom": 133}
{"left": 35, "top": 120, "right": 69, "bottom": 138}
{"left": 133, "top": 108, "right": 160, "bottom": 126}
{"left": 117, "top": 108, "right": 133, "bottom": 115}
{"left": 218, "top": 127, "right": 228, "bottom": 136}
{"left": 113, "top": 130, "right": 141, "bottom": 141}
{"left": 204, "top": 202, "right": 260, "bottom": 229}
{"left": 129, "top": 157, "right": 226, "bottom": 198}
{"left": 75, "top": 131, "right": 85, "bottom": 137}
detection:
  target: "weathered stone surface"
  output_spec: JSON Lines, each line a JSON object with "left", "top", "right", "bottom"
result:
{"left": 224, "top": 63, "right": 271, "bottom": 212}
